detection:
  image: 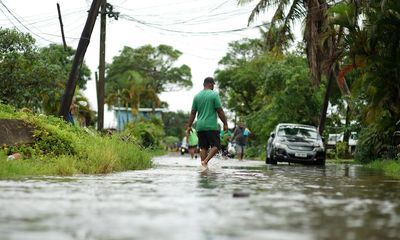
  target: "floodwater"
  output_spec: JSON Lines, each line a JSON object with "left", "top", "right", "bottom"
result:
{"left": 0, "top": 154, "right": 399, "bottom": 240}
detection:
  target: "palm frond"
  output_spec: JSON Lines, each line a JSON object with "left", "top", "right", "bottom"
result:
{"left": 245, "top": 0, "right": 282, "bottom": 25}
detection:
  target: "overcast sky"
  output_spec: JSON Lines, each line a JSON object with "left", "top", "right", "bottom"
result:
{"left": 0, "top": 0, "right": 281, "bottom": 127}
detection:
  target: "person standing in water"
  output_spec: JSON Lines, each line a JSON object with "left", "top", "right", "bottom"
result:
{"left": 185, "top": 123, "right": 199, "bottom": 159}
{"left": 231, "top": 122, "right": 252, "bottom": 160}
{"left": 187, "top": 77, "right": 228, "bottom": 170}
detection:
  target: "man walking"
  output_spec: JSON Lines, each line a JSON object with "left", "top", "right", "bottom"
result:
{"left": 187, "top": 77, "right": 228, "bottom": 170}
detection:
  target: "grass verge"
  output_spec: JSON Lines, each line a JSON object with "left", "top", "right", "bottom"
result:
{"left": 366, "top": 160, "right": 400, "bottom": 179}
{"left": 0, "top": 103, "right": 158, "bottom": 179}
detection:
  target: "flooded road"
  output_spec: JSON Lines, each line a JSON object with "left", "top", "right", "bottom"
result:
{"left": 1, "top": 154, "right": 400, "bottom": 240}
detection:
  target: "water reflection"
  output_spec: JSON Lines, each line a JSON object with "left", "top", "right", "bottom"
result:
{"left": 198, "top": 170, "right": 219, "bottom": 189}
{"left": 0, "top": 155, "right": 399, "bottom": 240}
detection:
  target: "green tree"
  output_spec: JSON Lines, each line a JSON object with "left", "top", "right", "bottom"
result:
{"left": 327, "top": 0, "right": 400, "bottom": 161}
{"left": 238, "top": 0, "right": 344, "bottom": 136}
{"left": 238, "top": 0, "right": 331, "bottom": 85}
{"left": 162, "top": 111, "right": 189, "bottom": 139}
{"left": 105, "top": 44, "right": 192, "bottom": 111}
{"left": 0, "top": 28, "right": 42, "bottom": 110}
{"left": 246, "top": 54, "right": 324, "bottom": 144}
{"left": 0, "top": 28, "right": 91, "bottom": 115}
{"left": 215, "top": 38, "right": 266, "bottom": 116}
{"left": 38, "top": 44, "right": 91, "bottom": 115}
{"left": 216, "top": 40, "right": 324, "bottom": 148}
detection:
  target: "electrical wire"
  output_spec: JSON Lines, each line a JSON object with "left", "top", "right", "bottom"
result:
{"left": 120, "top": 14, "right": 268, "bottom": 36}
{"left": 0, "top": 0, "right": 57, "bottom": 43}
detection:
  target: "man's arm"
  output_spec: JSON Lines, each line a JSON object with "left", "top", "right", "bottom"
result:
{"left": 216, "top": 108, "right": 228, "bottom": 131}
{"left": 187, "top": 110, "right": 197, "bottom": 132}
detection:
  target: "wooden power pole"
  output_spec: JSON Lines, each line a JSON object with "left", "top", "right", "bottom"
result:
{"left": 59, "top": 0, "right": 103, "bottom": 121}
{"left": 56, "top": 3, "right": 68, "bottom": 51}
{"left": 97, "top": 1, "right": 119, "bottom": 130}
{"left": 97, "top": 0, "right": 106, "bottom": 130}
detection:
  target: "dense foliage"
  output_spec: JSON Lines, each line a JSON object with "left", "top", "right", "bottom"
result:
{"left": 162, "top": 111, "right": 189, "bottom": 140}
{"left": 0, "top": 28, "right": 91, "bottom": 115}
{"left": 215, "top": 39, "right": 324, "bottom": 154}
{"left": 224, "top": 0, "right": 400, "bottom": 163}
{"left": 120, "top": 117, "right": 166, "bottom": 149}
{"left": 327, "top": 0, "right": 400, "bottom": 162}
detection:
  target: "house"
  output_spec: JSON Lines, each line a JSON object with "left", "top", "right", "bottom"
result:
{"left": 113, "top": 107, "right": 167, "bottom": 130}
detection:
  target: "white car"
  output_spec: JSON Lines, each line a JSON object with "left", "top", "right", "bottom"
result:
{"left": 327, "top": 133, "right": 343, "bottom": 148}
{"left": 348, "top": 132, "right": 358, "bottom": 154}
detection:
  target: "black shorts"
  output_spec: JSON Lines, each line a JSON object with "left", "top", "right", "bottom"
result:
{"left": 197, "top": 130, "right": 221, "bottom": 150}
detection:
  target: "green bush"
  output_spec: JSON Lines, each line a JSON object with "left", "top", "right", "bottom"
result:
{"left": 336, "top": 142, "right": 349, "bottom": 159}
{"left": 244, "top": 145, "right": 264, "bottom": 160}
{"left": 121, "top": 118, "right": 165, "bottom": 149}
{"left": 326, "top": 149, "right": 336, "bottom": 159}
{"left": 354, "top": 125, "right": 394, "bottom": 163}
{"left": 0, "top": 103, "right": 152, "bottom": 178}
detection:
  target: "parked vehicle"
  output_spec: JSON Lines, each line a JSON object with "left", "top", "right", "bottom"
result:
{"left": 326, "top": 132, "right": 358, "bottom": 154}
{"left": 348, "top": 132, "right": 358, "bottom": 154}
{"left": 327, "top": 133, "right": 344, "bottom": 149}
{"left": 266, "top": 123, "right": 326, "bottom": 165}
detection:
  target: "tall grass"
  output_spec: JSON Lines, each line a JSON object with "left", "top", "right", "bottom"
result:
{"left": 367, "top": 160, "right": 400, "bottom": 179}
{"left": 0, "top": 103, "right": 153, "bottom": 179}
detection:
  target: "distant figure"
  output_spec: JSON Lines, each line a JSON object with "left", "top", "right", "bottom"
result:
{"left": 187, "top": 77, "right": 228, "bottom": 171}
{"left": 66, "top": 98, "right": 76, "bottom": 125}
{"left": 185, "top": 123, "right": 199, "bottom": 159}
{"left": 231, "top": 122, "right": 252, "bottom": 160}
{"left": 220, "top": 129, "right": 232, "bottom": 157}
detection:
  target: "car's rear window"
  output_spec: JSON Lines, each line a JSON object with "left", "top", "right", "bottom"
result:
{"left": 278, "top": 126, "right": 318, "bottom": 139}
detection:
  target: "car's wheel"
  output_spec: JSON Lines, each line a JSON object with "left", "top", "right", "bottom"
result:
{"left": 315, "top": 158, "right": 325, "bottom": 166}
{"left": 266, "top": 155, "right": 270, "bottom": 164}
{"left": 270, "top": 149, "right": 278, "bottom": 165}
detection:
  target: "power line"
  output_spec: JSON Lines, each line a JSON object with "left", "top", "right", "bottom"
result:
{"left": 0, "top": 0, "right": 57, "bottom": 43}
{"left": 0, "top": 4, "right": 22, "bottom": 32}
{"left": 121, "top": 14, "right": 268, "bottom": 36}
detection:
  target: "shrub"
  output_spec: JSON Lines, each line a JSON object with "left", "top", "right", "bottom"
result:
{"left": 121, "top": 119, "right": 165, "bottom": 149}
{"left": 354, "top": 124, "right": 395, "bottom": 163}
{"left": 336, "top": 141, "right": 349, "bottom": 159}
{"left": 244, "top": 145, "right": 263, "bottom": 160}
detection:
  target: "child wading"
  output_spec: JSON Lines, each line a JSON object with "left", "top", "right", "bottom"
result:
{"left": 186, "top": 123, "right": 199, "bottom": 159}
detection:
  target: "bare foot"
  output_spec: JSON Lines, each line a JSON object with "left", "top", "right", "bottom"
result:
{"left": 200, "top": 161, "right": 208, "bottom": 171}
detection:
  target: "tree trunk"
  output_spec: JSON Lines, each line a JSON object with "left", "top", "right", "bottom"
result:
{"left": 343, "top": 104, "right": 351, "bottom": 143}
{"left": 318, "top": 66, "right": 337, "bottom": 135}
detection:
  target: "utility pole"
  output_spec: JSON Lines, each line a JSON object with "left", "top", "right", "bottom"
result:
{"left": 97, "top": 1, "right": 119, "bottom": 130}
{"left": 56, "top": 3, "right": 68, "bottom": 51}
{"left": 59, "top": 0, "right": 103, "bottom": 121}
{"left": 97, "top": 1, "right": 106, "bottom": 130}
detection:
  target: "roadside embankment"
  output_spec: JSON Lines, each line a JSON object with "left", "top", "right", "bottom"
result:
{"left": 0, "top": 103, "right": 154, "bottom": 178}
{"left": 366, "top": 160, "right": 400, "bottom": 179}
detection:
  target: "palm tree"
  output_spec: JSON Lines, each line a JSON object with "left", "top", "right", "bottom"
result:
{"left": 105, "top": 70, "right": 161, "bottom": 122}
{"left": 238, "top": 0, "right": 332, "bottom": 85}
{"left": 238, "top": 0, "right": 351, "bottom": 134}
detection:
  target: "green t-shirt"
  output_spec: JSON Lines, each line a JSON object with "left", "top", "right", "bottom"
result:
{"left": 188, "top": 128, "right": 198, "bottom": 146}
{"left": 192, "top": 89, "right": 222, "bottom": 131}
{"left": 220, "top": 130, "right": 232, "bottom": 146}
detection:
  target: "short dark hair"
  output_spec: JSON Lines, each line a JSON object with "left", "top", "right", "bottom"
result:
{"left": 203, "top": 77, "right": 215, "bottom": 85}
